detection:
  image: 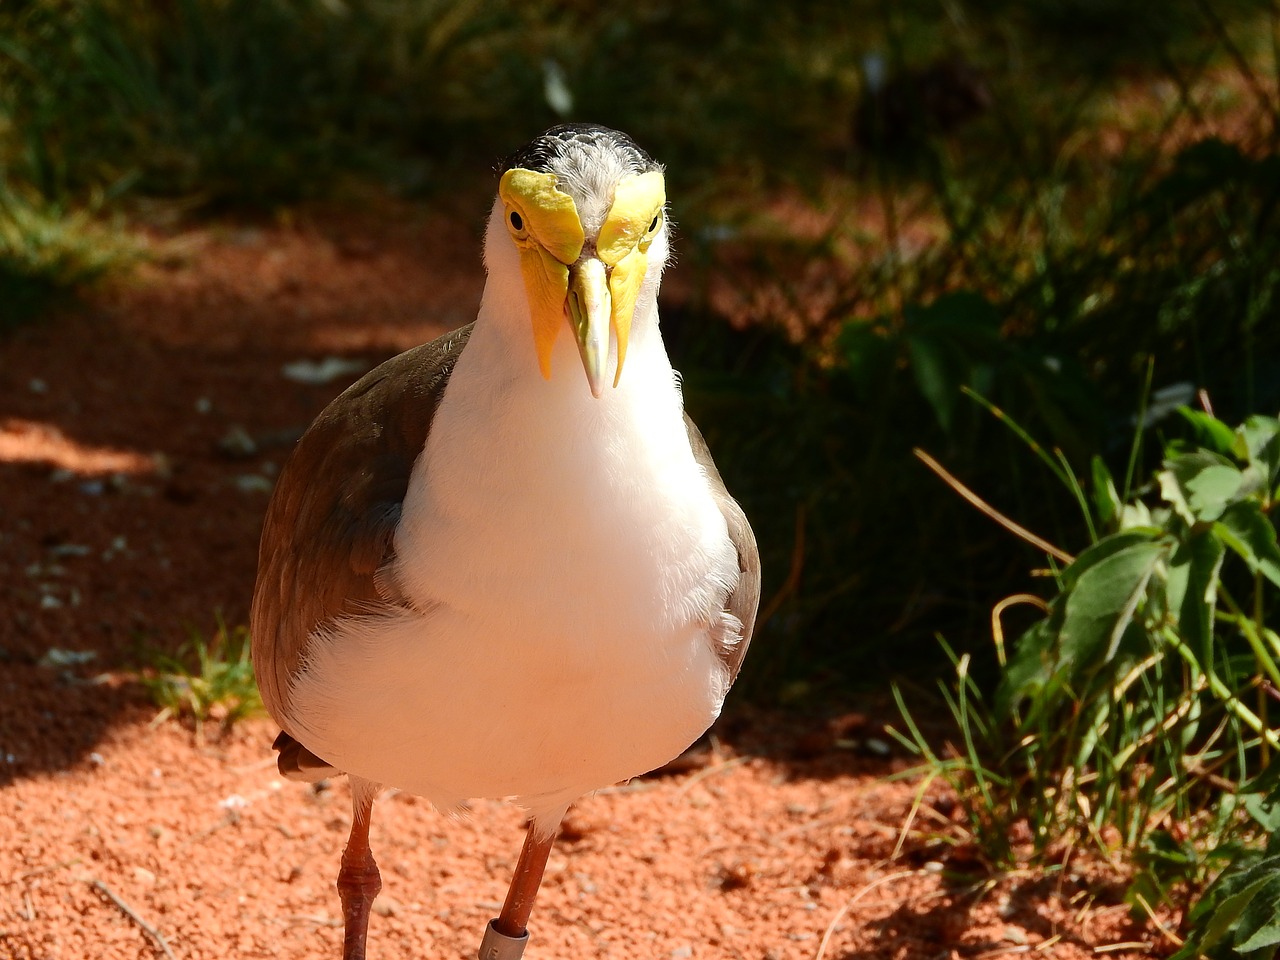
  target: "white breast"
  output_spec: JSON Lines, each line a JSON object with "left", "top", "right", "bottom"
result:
{"left": 284, "top": 312, "right": 741, "bottom": 823}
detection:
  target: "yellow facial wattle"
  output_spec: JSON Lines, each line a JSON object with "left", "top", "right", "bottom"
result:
{"left": 500, "top": 166, "right": 666, "bottom": 392}
{"left": 596, "top": 170, "right": 665, "bottom": 264}
{"left": 499, "top": 169, "right": 585, "bottom": 379}
{"left": 597, "top": 170, "right": 665, "bottom": 387}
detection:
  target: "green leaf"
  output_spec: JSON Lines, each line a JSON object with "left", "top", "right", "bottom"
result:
{"left": 1120, "top": 499, "right": 1153, "bottom": 530}
{"left": 1240, "top": 763, "right": 1280, "bottom": 799}
{"left": 1243, "top": 791, "right": 1280, "bottom": 833}
{"left": 1235, "top": 415, "right": 1280, "bottom": 469}
{"left": 837, "top": 318, "right": 895, "bottom": 389}
{"left": 905, "top": 290, "right": 1003, "bottom": 338}
{"left": 996, "top": 618, "right": 1058, "bottom": 712}
{"left": 902, "top": 292, "right": 1005, "bottom": 434}
{"left": 1215, "top": 500, "right": 1280, "bottom": 589}
{"left": 906, "top": 332, "right": 964, "bottom": 433}
{"left": 1165, "top": 532, "right": 1226, "bottom": 667}
{"left": 1174, "top": 859, "right": 1280, "bottom": 958}
{"left": 1159, "top": 450, "right": 1244, "bottom": 524}
{"left": 1059, "top": 539, "right": 1167, "bottom": 668}
{"left": 1234, "top": 874, "right": 1280, "bottom": 952}
{"left": 1061, "top": 529, "right": 1164, "bottom": 593}
{"left": 1235, "top": 415, "right": 1280, "bottom": 498}
{"left": 1090, "top": 455, "right": 1120, "bottom": 532}
{"left": 1178, "top": 407, "right": 1239, "bottom": 457}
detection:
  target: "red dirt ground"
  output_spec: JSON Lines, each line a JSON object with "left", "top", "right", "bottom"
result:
{"left": 0, "top": 200, "right": 1177, "bottom": 959}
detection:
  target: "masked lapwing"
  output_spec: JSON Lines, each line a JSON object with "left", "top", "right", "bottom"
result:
{"left": 251, "top": 123, "right": 759, "bottom": 960}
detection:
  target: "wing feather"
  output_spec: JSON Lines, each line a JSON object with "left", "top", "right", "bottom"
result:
{"left": 684, "top": 415, "right": 760, "bottom": 683}
{"left": 250, "top": 325, "right": 473, "bottom": 732}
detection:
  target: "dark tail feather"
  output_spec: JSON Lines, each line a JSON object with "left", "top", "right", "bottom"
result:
{"left": 272, "top": 729, "right": 339, "bottom": 782}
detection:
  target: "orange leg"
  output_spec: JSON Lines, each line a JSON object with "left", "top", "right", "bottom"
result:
{"left": 495, "top": 823, "right": 557, "bottom": 937}
{"left": 336, "top": 791, "right": 382, "bottom": 960}
{"left": 479, "top": 819, "right": 560, "bottom": 960}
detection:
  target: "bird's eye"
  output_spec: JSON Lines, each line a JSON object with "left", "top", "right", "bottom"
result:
{"left": 648, "top": 214, "right": 661, "bottom": 233}
{"left": 509, "top": 211, "right": 524, "bottom": 232}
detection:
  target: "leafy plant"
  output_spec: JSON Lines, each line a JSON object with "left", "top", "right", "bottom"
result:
{"left": 0, "top": 180, "right": 139, "bottom": 327}
{"left": 138, "top": 620, "right": 263, "bottom": 736}
{"left": 687, "top": 0, "right": 1280, "bottom": 694}
{"left": 891, "top": 404, "right": 1280, "bottom": 918}
{"left": 0, "top": 0, "right": 538, "bottom": 207}
{"left": 1172, "top": 784, "right": 1280, "bottom": 960}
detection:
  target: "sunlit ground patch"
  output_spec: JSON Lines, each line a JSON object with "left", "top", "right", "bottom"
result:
{"left": 0, "top": 418, "right": 157, "bottom": 475}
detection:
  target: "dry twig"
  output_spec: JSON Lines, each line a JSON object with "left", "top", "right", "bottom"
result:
{"left": 89, "top": 879, "right": 177, "bottom": 960}
{"left": 913, "top": 449, "right": 1074, "bottom": 564}
{"left": 813, "top": 869, "right": 926, "bottom": 960}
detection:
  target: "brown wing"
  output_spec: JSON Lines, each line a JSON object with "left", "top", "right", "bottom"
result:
{"left": 684, "top": 414, "right": 760, "bottom": 683}
{"left": 250, "top": 324, "right": 473, "bottom": 735}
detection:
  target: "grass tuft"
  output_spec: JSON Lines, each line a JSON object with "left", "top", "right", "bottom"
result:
{"left": 0, "top": 182, "right": 140, "bottom": 327}
{"left": 137, "top": 620, "right": 263, "bottom": 738}
{"left": 891, "top": 402, "right": 1280, "bottom": 926}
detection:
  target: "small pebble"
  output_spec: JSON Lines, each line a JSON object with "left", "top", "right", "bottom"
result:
{"left": 1004, "top": 926, "right": 1028, "bottom": 945}
{"left": 282, "top": 357, "right": 368, "bottom": 385}
{"left": 39, "top": 649, "right": 97, "bottom": 667}
{"left": 48, "top": 544, "right": 91, "bottom": 558}
{"left": 218, "top": 426, "right": 258, "bottom": 458}
{"left": 234, "top": 474, "right": 275, "bottom": 494}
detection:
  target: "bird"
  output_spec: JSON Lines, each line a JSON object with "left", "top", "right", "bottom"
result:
{"left": 250, "top": 123, "right": 760, "bottom": 960}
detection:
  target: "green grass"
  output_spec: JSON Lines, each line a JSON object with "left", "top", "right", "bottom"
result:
{"left": 137, "top": 621, "right": 263, "bottom": 738}
{"left": 0, "top": 181, "right": 140, "bottom": 327}
{"left": 890, "top": 405, "right": 1280, "bottom": 930}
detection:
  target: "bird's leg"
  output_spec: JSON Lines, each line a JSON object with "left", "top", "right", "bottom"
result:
{"left": 337, "top": 788, "right": 382, "bottom": 960}
{"left": 477, "top": 819, "right": 560, "bottom": 960}
{"left": 496, "top": 822, "right": 557, "bottom": 937}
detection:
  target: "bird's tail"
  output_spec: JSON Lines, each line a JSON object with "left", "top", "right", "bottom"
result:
{"left": 272, "top": 729, "right": 340, "bottom": 782}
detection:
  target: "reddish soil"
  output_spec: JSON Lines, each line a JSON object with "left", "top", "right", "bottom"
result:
{"left": 1, "top": 200, "right": 1174, "bottom": 959}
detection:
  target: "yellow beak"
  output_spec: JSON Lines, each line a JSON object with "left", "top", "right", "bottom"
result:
{"left": 523, "top": 247, "right": 648, "bottom": 398}
{"left": 568, "top": 258, "right": 611, "bottom": 398}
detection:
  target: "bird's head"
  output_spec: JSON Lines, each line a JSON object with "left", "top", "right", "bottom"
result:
{"left": 486, "top": 124, "right": 669, "bottom": 398}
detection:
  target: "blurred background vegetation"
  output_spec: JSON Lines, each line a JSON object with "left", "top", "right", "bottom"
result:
{"left": 3, "top": 0, "right": 1279, "bottom": 938}
{"left": 4, "top": 0, "right": 1275, "bottom": 686}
